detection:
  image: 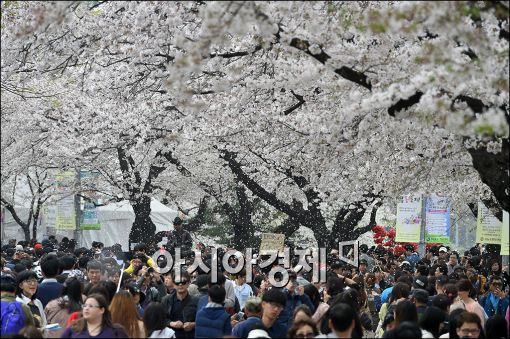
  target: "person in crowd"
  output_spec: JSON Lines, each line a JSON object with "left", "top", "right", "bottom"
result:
{"left": 287, "top": 318, "right": 319, "bottom": 338}
{"left": 455, "top": 311, "right": 484, "bottom": 339}
{"left": 60, "top": 293, "right": 128, "bottom": 338}
{"left": 44, "top": 276, "right": 83, "bottom": 338}
{"left": 292, "top": 304, "right": 313, "bottom": 323}
{"left": 234, "top": 269, "right": 254, "bottom": 311}
{"left": 447, "top": 253, "right": 459, "bottom": 276}
{"left": 432, "top": 294, "right": 452, "bottom": 314}
{"left": 36, "top": 256, "right": 64, "bottom": 308}
{"left": 127, "top": 284, "right": 146, "bottom": 317}
{"left": 163, "top": 271, "right": 175, "bottom": 294}
{"left": 195, "top": 284, "right": 232, "bottom": 338}
{"left": 143, "top": 302, "right": 176, "bottom": 338}
{"left": 420, "top": 306, "right": 447, "bottom": 338}
{"left": 59, "top": 255, "right": 78, "bottom": 282}
{"left": 276, "top": 270, "right": 315, "bottom": 328}
{"left": 1, "top": 274, "right": 36, "bottom": 336}
{"left": 484, "top": 314, "right": 507, "bottom": 339}
{"left": 253, "top": 288, "right": 287, "bottom": 337}
{"left": 466, "top": 268, "right": 487, "bottom": 296}
{"left": 383, "top": 300, "right": 417, "bottom": 338}
{"left": 109, "top": 290, "right": 146, "bottom": 338}
{"left": 124, "top": 244, "right": 155, "bottom": 274}
{"left": 15, "top": 270, "right": 47, "bottom": 329}
{"left": 84, "top": 260, "right": 104, "bottom": 290}
{"left": 450, "top": 279, "right": 485, "bottom": 326}
{"left": 161, "top": 270, "right": 198, "bottom": 338}
{"left": 316, "top": 303, "right": 359, "bottom": 338}
{"left": 444, "top": 283, "right": 459, "bottom": 304}
{"left": 231, "top": 297, "right": 263, "bottom": 338}
{"left": 410, "top": 288, "right": 429, "bottom": 321}
{"left": 359, "top": 244, "right": 375, "bottom": 272}
{"left": 166, "top": 217, "right": 193, "bottom": 256}
{"left": 479, "top": 275, "right": 509, "bottom": 317}
{"left": 303, "top": 283, "right": 329, "bottom": 328}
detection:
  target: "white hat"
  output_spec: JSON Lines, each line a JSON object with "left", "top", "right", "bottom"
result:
{"left": 247, "top": 329, "right": 271, "bottom": 338}
{"left": 15, "top": 245, "right": 23, "bottom": 251}
{"left": 439, "top": 247, "right": 447, "bottom": 252}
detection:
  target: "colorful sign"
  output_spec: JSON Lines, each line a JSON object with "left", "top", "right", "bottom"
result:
{"left": 425, "top": 194, "right": 451, "bottom": 244}
{"left": 55, "top": 171, "right": 76, "bottom": 230}
{"left": 79, "top": 170, "right": 101, "bottom": 230}
{"left": 501, "top": 211, "right": 509, "bottom": 256}
{"left": 395, "top": 202, "right": 422, "bottom": 243}
{"left": 81, "top": 201, "right": 100, "bottom": 230}
{"left": 476, "top": 202, "right": 502, "bottom": 244}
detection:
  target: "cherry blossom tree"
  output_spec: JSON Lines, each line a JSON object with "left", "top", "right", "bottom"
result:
{"left": 1, "top": 1, "right": 508, "bottom": 248}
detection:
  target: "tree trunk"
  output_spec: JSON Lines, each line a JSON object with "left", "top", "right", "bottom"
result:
{"left": 129, "top": 196, "right": 156, "bottom": 246}
{"left": 466, "top": 138, "right": 509, "bottom": 219}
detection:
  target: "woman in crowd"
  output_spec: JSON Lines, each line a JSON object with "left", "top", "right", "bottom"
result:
{"left": 287, "top": 318, "right": 319, "bottom": 338}
{"left": 292, "top": 304, "right": 313, "bottom": 323}
{"left": 16, "top": 270, "right": 47, "bottom": 329}
{"left": 420, "top": 306, "right": 447, "bottom": 338}
{"left": 303, "top": 284, "right": 329, "bottom": 328}
{"left": 143, "top": 302, "right": 176, "bottom": 338}
{"left": 60, "top": 293, "right": 128, "bottom": 338}
{"left": 109, "top": 290, "right": 146, "bottom": 338}
{"left": 44, "top": 277, "right": 83, "bottom": 338}
{"left": 450, "top": 279, "right": 485, "bottom": 327}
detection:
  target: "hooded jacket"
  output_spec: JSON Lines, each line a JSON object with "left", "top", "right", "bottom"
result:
{"left": 195, "top": 304, "right": 232, "bottom": 338}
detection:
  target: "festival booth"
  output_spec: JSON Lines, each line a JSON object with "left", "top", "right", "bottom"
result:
{"left": 1, "top": 199, "right": 178, "bottom": 251}
{"left": 81, "top": 198, "right": 178, "bottom": 250}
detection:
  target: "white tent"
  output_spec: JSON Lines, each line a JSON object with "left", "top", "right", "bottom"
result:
{"left": 81, "top": 199, "right": 178, "bottom": 250}
{"left": 1, "top": 199, "right": 178, "bottom": 249}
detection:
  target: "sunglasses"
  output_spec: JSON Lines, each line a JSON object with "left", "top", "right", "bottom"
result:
{"left": 175, "top": 280, "right": 188, "bottom": 286}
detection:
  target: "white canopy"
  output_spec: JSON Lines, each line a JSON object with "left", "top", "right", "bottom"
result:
{"left": 81, "top": 198, "right": 178, "bottom": 250}
{"left": 1, "top": 199, "right": 178, "bottom": 249}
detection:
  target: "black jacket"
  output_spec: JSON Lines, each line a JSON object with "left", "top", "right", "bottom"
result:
{"left": 161, "top": 291, "right": 198, "bottom": 323}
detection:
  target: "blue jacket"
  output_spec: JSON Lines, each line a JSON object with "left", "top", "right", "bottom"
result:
{"left": 479, "top": 292, "right": 509, "bottom": 317}
{"left": 195, "top": 306, "right": 232, "bottom": 338}
{"left": 276, "top": 289, "right": 315, "bottom": 328}
{"left": 35, "top": 280, "right": 63, "bottom": 308}
{"left": 231, "top": 317, "right": 261, "bottom": 338}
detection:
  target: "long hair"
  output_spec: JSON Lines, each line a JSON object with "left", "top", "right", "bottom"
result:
{"left": 143, "top": 302, "right": 167, "bottom": 337}
{"left": 71, "top": 294, "right": 114, "bottom": 333}
{"left": 109, "top": 290, "right": 143, "bottom": 338}
{"left": 58, "top": 277, "right": 83, "bottom": 313}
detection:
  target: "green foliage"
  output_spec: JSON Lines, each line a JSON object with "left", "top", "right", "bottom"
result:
{"left": 474, "top": 124, "right": 495, "bottom": 136}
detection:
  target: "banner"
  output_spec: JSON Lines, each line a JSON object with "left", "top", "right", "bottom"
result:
{"left": 81, "top": 201, "right": 100, "bottom": 230}
{"left": 501, "top": 211, "right": 509, "bottom": 256}
{"left": 55, "top": 171, "right": 76, "bottom": 230}
{"left": 395, "top": 202, "right": 422, "bottom": 243}
{"left": 260, "top": 233, "right": 285, "bottom": 253}
{"left": 425, "top": 194, "right": 451, "bottom": 244}
{"left": 79, "top": 170, "right": 101, "bottom": 230}
{"left": 476, "top": 202, "right": 501, "bottom": 244}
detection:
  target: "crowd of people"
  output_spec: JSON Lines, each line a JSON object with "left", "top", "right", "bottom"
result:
{"left": 1, "top": 217, "right": 509, "bottom": 338}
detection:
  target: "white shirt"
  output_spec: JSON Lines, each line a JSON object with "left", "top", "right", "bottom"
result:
{"left": 16, "top": 293, "right": 47, "bottom": 327}
{"left": 149, "top": 327, "right": 176, "bottom": 338}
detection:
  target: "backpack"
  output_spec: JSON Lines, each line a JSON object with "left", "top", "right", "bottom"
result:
{"left": 1, "top": 300, "right": 26, "bottom": 335}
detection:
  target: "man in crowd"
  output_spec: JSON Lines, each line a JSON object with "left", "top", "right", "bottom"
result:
{"left": 162, "top": 270, "right": 198, "bottom": 338}
{"left": 167, "top": 217, "right": 193, "bottom": 256}
{"left": 35, "top": 255, "right": 63, "bottom": 308}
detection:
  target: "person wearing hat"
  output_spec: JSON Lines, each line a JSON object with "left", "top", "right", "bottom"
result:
{"left": 410, "top": 289, "right": 429, "bottom": 321}
{"left": 128, "top": 283, "right": 147, "bottom": 317}
{"left": 438, "top": 246, "right": 448, "bottom": 260}
{"left": 359, "top": 244, "right": 375, "bottom": 272}
{"left": 166, "top": 217, "right": 193, "bottom": 256}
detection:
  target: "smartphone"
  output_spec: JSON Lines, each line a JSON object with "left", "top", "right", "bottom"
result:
{"left": 236, "top": 312, "right": 244, "bottom": 321}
